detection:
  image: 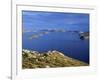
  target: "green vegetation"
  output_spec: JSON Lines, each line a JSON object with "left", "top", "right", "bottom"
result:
{"left": 22, "top": 50, "right": 89, "bottom": 69}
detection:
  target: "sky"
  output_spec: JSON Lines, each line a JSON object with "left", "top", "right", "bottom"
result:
{"left": 22, "top": 10, "right": 89, "bottom": 32}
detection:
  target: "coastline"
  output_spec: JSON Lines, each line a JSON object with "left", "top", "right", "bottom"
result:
{"left": 22, "top": 49, "right": 89, "bottom": 69}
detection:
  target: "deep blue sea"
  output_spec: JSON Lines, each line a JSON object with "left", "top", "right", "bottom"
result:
{"left": 22, "top": 31, "right": 89, "bottom": 63}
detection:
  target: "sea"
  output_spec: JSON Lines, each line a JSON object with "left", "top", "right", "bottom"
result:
{"left": 22, "top": 31, "right": 89, "bottom": 63}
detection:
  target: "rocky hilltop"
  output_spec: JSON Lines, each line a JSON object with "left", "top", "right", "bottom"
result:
{"left": 22, "top": 49, "right": 89, "bottom": 69}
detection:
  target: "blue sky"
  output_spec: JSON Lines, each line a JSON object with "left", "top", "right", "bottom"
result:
{"left": 22, "top": 10, "right": 89, "bottom": 32}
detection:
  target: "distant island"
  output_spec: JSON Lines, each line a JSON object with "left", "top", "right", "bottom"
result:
{"left": 24, "top": 29, "right": 89, "bottom": 40}
{"left": 22, "top": 49, "right": 89, "bottom": 69}
{"left": 79, "top": 32, "right": 89, "bottom": 40}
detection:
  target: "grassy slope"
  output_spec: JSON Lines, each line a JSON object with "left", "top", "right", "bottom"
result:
{"left": 22, "top": 50, "right": 89, "bottom": 69}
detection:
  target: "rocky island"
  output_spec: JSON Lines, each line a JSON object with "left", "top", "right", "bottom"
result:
{"left": 79, "top": 32, "right": 89, "bottom": 40}
{"left": 22, "top": 49, "right": 89, "bottom": 69}
{"left": 28, "top": 29, "right": 89, "bottom": 40}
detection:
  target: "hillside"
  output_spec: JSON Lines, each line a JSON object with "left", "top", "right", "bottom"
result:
{"left": 22, "top": 49, "right": 89, "bottom": 69}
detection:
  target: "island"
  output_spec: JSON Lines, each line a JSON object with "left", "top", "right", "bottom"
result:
{"left": 79, "top": 32, "right": 89, "bottom": 40}
{"left": 22, "top": 49, "right": 89, "bottom": 69}
{"left": 27, "top": 29, "right": 89, "bottom": 40}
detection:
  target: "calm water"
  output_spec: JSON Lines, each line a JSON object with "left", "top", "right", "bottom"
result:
{"left": 22, "top": 31, "right": 89, "bottom": 63}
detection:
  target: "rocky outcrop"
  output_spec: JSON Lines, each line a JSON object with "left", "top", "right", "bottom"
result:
{"left": 79, "top": 32, "right": 89, "bottom": 40}
{"left": 22, "top": 49, "right": 89, "bottom": 69}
